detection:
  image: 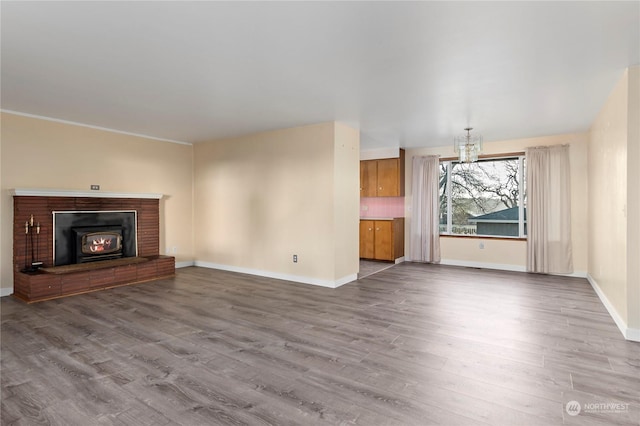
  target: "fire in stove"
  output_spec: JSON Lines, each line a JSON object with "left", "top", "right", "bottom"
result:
{"left": 88, "top": 237, "right": 113, "bottom": 253}
{"left": 74, "top": 229, "right": 124, "bottom": 263}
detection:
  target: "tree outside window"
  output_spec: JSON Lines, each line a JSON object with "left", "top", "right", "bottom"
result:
{"left": 439, "top": 156, "right": 526, "bottom": 237}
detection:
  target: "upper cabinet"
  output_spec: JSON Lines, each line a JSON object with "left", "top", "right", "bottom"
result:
{"left": 360, "top": 149, "right": 405, "bottom": 197}
{"left": 360, "top": 160, "right": 377, "bottom": 197}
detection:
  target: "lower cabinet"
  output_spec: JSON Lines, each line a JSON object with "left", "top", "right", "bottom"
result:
{"left": 359, "top": 218, "right": 404, "bottom": 261}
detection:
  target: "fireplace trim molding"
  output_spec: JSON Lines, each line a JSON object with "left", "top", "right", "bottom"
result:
{"left": 10, "top": 188, "right": 163, "bottom": 199}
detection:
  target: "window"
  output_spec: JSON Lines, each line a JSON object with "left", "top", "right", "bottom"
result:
{"left": 439, "top": 156, "right": 526, "bottom": 238}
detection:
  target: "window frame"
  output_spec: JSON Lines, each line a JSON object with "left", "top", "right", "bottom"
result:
{"left": 439, "top": 153, "right": 527, "bottom": 240}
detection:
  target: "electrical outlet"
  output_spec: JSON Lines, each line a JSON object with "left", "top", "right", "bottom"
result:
{"left": 90, "top": 185, "right": 100, "bottom": 190}
{"left": 293, "top": 254, "right": 298, "bottom": 263}
{"left": 172, "top": 246, "right": 178, "bottom": 254}
{"left": 479, "top": 242, "right": 485, "bottom": 249}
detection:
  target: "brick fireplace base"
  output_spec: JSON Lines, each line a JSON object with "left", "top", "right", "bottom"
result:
{"left": 13, "top": 255, "right": 175, "bottom": 303}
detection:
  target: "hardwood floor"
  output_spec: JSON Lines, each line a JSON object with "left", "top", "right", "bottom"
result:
{"left": 357, "top": 260, "right": 394, "bottom": 279}
{"left": 2, "top": 264, "right": 639, "bottom": 425}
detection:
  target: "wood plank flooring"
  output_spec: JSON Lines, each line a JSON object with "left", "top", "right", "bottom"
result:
{"left": 2, "top": 264, "right": 639, "bottom": 425}
{"left": 357, "top": 260, "right": 394, "bottom": 279}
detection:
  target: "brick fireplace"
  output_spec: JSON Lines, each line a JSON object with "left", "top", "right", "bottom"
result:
{"left": 11, "top": 189, "right": 175, "bottom": 302}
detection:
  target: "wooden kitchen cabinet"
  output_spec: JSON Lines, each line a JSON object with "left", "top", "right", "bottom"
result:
{"left": 359, "top": 220, "right": 375, "bottom": 259}
{"left": 359, "top": 149, "right": 405, "bottom": 197}
{"left": 359, "top": 218, "right": 404, "bottom": 261}
{"left": 360, "top": 160, "right": 377, "bottom": 197}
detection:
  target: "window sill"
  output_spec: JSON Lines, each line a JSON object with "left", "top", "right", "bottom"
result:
{"left": 440, "top": 235, "right": 527, "bottom": 242}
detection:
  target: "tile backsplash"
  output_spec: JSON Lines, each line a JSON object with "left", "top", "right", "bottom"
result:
{"left": 360, "top": 197, "right": 405, "bottom": 218}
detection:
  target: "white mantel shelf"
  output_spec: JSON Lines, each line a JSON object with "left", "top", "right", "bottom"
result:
{"left": 10, "top": 188, "right": 163, "bottom": 199}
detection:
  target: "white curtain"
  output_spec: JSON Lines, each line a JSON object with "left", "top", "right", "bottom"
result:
{"left": 526, "top": 145, "right": 573, "bottom": 274}
{"left": 410, "top": 155, "right": 441, "bottom": 263}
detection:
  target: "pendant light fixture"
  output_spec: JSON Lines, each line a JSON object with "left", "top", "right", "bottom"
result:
{"left": 454, "top": 127, "right": 483, "bottom": 163}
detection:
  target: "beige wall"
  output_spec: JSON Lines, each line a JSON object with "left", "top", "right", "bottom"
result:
{"left": 1, "top": 114, "right": 358, "bottom": 292}
{"left": 405, "top": 133, "right": 589, "bottom": 273}
{"left": 333, "top": 122, "right": 360, "bottom": 280}
{"left": 627, "top": 67, "right": 640, "bottom": 331}
{"left": 588, "top": 71, "right": 629, "bottom": 324}
{"left": 0, "top": 112, "right": 194, "bottom": 292}
{"left": 590, "top": 66, "right": 640, "bottom": 336}
{"left": 0, "top": 128, "right": 3, "bottom": 291}
{"left": 193, "top": 122, "right": 358, "bottom": 286}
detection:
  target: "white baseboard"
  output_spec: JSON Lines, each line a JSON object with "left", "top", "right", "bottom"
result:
{"left": 194, "top": 261, "right": 357, "bottom": 289}
{"left": 175, "top": 260, "right": 195, "bottom": 269}
{"left": 567, "top": 270, "right": 589, "bottom": 279}
{"left": 587, "top": 274, "right": 639, "bottom": 342}
{"left": 394, "top": 256, "right": 405, "bottom": 264}
{"left": 627, "top": 328, "right": 640, "bottom": 342}
{"left": 0, "top": 287, "right": 14, "bottom": 297}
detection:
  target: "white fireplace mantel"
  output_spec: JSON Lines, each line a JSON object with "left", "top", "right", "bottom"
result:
{"left": 10, "top": 188, "right": 163, "bottom": 199}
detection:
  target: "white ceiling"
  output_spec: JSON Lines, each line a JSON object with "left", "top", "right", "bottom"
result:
{"left": 1, "top": 1, "right": 639, "bottom": 149}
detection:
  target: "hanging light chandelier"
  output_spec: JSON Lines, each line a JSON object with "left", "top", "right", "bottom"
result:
{"left": 454, "top": 127, "right": 483, "bottom": 163}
